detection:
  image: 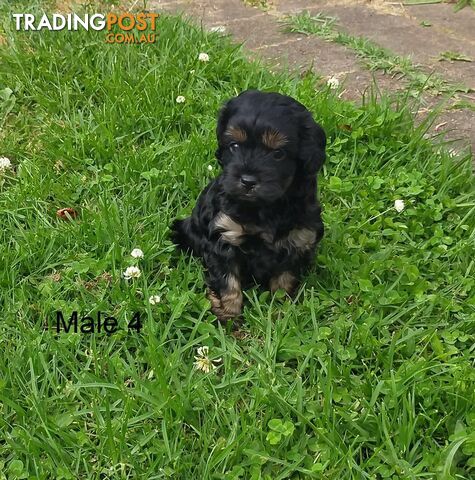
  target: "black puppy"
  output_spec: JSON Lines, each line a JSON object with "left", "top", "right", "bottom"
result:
{"left": 172, "top": 90, "right": 326, "bottom": 322}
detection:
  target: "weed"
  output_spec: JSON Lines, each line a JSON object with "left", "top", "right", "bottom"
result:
{"left": 281, "top": 11, "right": 472, "bottom": 96}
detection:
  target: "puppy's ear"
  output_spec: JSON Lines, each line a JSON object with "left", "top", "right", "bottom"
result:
{"left": 215, "top": 99, "right": 233, "bottom": 165}
{"left": 215, "top": 91, "right": 255, "bottom": 164}
{"left": 298, "top": 111, "right": 326, "bottom": 176}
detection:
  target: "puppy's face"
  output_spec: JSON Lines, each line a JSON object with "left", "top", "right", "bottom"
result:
{"left": 215, "top": 90, "right": 326, "bottom": 204}
{"left": 220, "top": 123, "right": 298, "bottom": 203}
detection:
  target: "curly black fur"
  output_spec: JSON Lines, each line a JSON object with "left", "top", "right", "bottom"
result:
{"left": 171, "top": 90, "right": 326, "bottom": 321}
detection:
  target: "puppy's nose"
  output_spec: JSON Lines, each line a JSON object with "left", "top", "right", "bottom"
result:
{"left": 240, "top": 175, "right": 257, "bottom": 189}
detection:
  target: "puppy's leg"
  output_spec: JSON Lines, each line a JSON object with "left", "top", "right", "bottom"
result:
{"left": 269, "top": 271, "right": 298, "bottom": 296}
{"left": 268, "top": 222, "right": 322, "bottom": 297}
{"left": 207, "top": 274, "right": 243, "bottom": 322}
{"left": 204, "top": 256, "right": 243, "bottom": 322}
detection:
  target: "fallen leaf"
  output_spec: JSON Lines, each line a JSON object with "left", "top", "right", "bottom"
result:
{"left": 56, "top": 207, "right": 78, "bottom": 220}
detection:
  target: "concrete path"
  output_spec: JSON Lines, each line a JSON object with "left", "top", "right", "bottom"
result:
{"left": 148, "top": 0, "right": 475, "bottom": 157}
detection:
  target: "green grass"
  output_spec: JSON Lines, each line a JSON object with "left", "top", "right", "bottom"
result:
{"left": 281, "top": 12, "right": 472, "bottom": 96}
{"left": 1, "top": 2, "right": 475, "bottom": 479}
{"left": 243, "top": 0, "right": 272, "bottom": 11}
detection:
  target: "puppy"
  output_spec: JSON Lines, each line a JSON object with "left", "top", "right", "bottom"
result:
{"left": 171, "top": 90, "right": 326, "bottom": 322}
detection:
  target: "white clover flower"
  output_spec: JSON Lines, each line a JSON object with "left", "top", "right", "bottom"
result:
{"left": 327, "top": 76, "right": 340, "bottom": 89}
{"left": 394, "top": 199, "right": 405, "bottom": 213}
{"left": 149, "top": 295, "right": 161, "bottom": 305}
{"left": 198, "top": 52, "right": 210, "bottom": 62}
{"left": 0, "top": 156, "right": 12, "bottom": 172}
{"left": 194, "top": 345, "right": 222, "bottom": 373}
{"left": 176, "top": 95, "right": 186, "bottom": 104}
{"left": 131, "top": 248, "right": 144, "bottom": 259}
{"left": 210, "top": 25, "right": 226, "bottom": 33}
{"left": 123, "top": 266, "right": 141, "bottom": 280}
{"left": 207, "top": 165, "right": 213, "bottom": 171}
{"left": 197, "top": 346, "right": 208, "bottom": 357}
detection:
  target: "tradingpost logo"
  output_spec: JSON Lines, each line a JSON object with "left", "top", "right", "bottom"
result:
{"left": 12, "top": 12, "right": 159, "bottom": 44}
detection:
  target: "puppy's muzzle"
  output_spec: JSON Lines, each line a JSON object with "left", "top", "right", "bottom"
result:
{"left": 240, "top": 175, "right": 257, "bottom": 190}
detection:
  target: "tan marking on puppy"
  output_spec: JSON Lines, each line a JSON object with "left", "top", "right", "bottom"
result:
{"left": 207, "top": 289, "right": 221, "bottom": 310}
{"left": 222, "top": 274, "right": 243, "bottom": 315}
{"left": 261, "top": 228, "right": 316, "bottom": 252}
{"left": 262, "top": 129, "right": 288, "bottom": 149}
{"left": 224, "top": 125, "right": 247, "bottom": 143}
{"left": 270, "top": 271, "right": 297, "bottom": 294}
{"left": 213, "top": 212, "right": 245, "bottom": 246}
{"left": 207, "top": 274, "right": 243, "bottom": 321}
{"left": 287, "top": 228, "right": 316, "bottom": 251}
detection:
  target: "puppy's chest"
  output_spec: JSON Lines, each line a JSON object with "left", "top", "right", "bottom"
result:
{"left": 211, "top": 212, "right": 316, "bottom": 253}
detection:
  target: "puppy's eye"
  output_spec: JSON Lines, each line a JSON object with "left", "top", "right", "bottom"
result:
{"left": 273, "top": 149, "right": 285, "bottom": 160}
{"left": 229, "top": 142, "right": 240, "bottom": 153}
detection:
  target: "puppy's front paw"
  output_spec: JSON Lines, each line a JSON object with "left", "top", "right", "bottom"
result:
{"left": 207, "top": 288, "right": 243, "bottom": 323}
{"left": 270, "top": 271, "right": 297, "bottom": 296}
